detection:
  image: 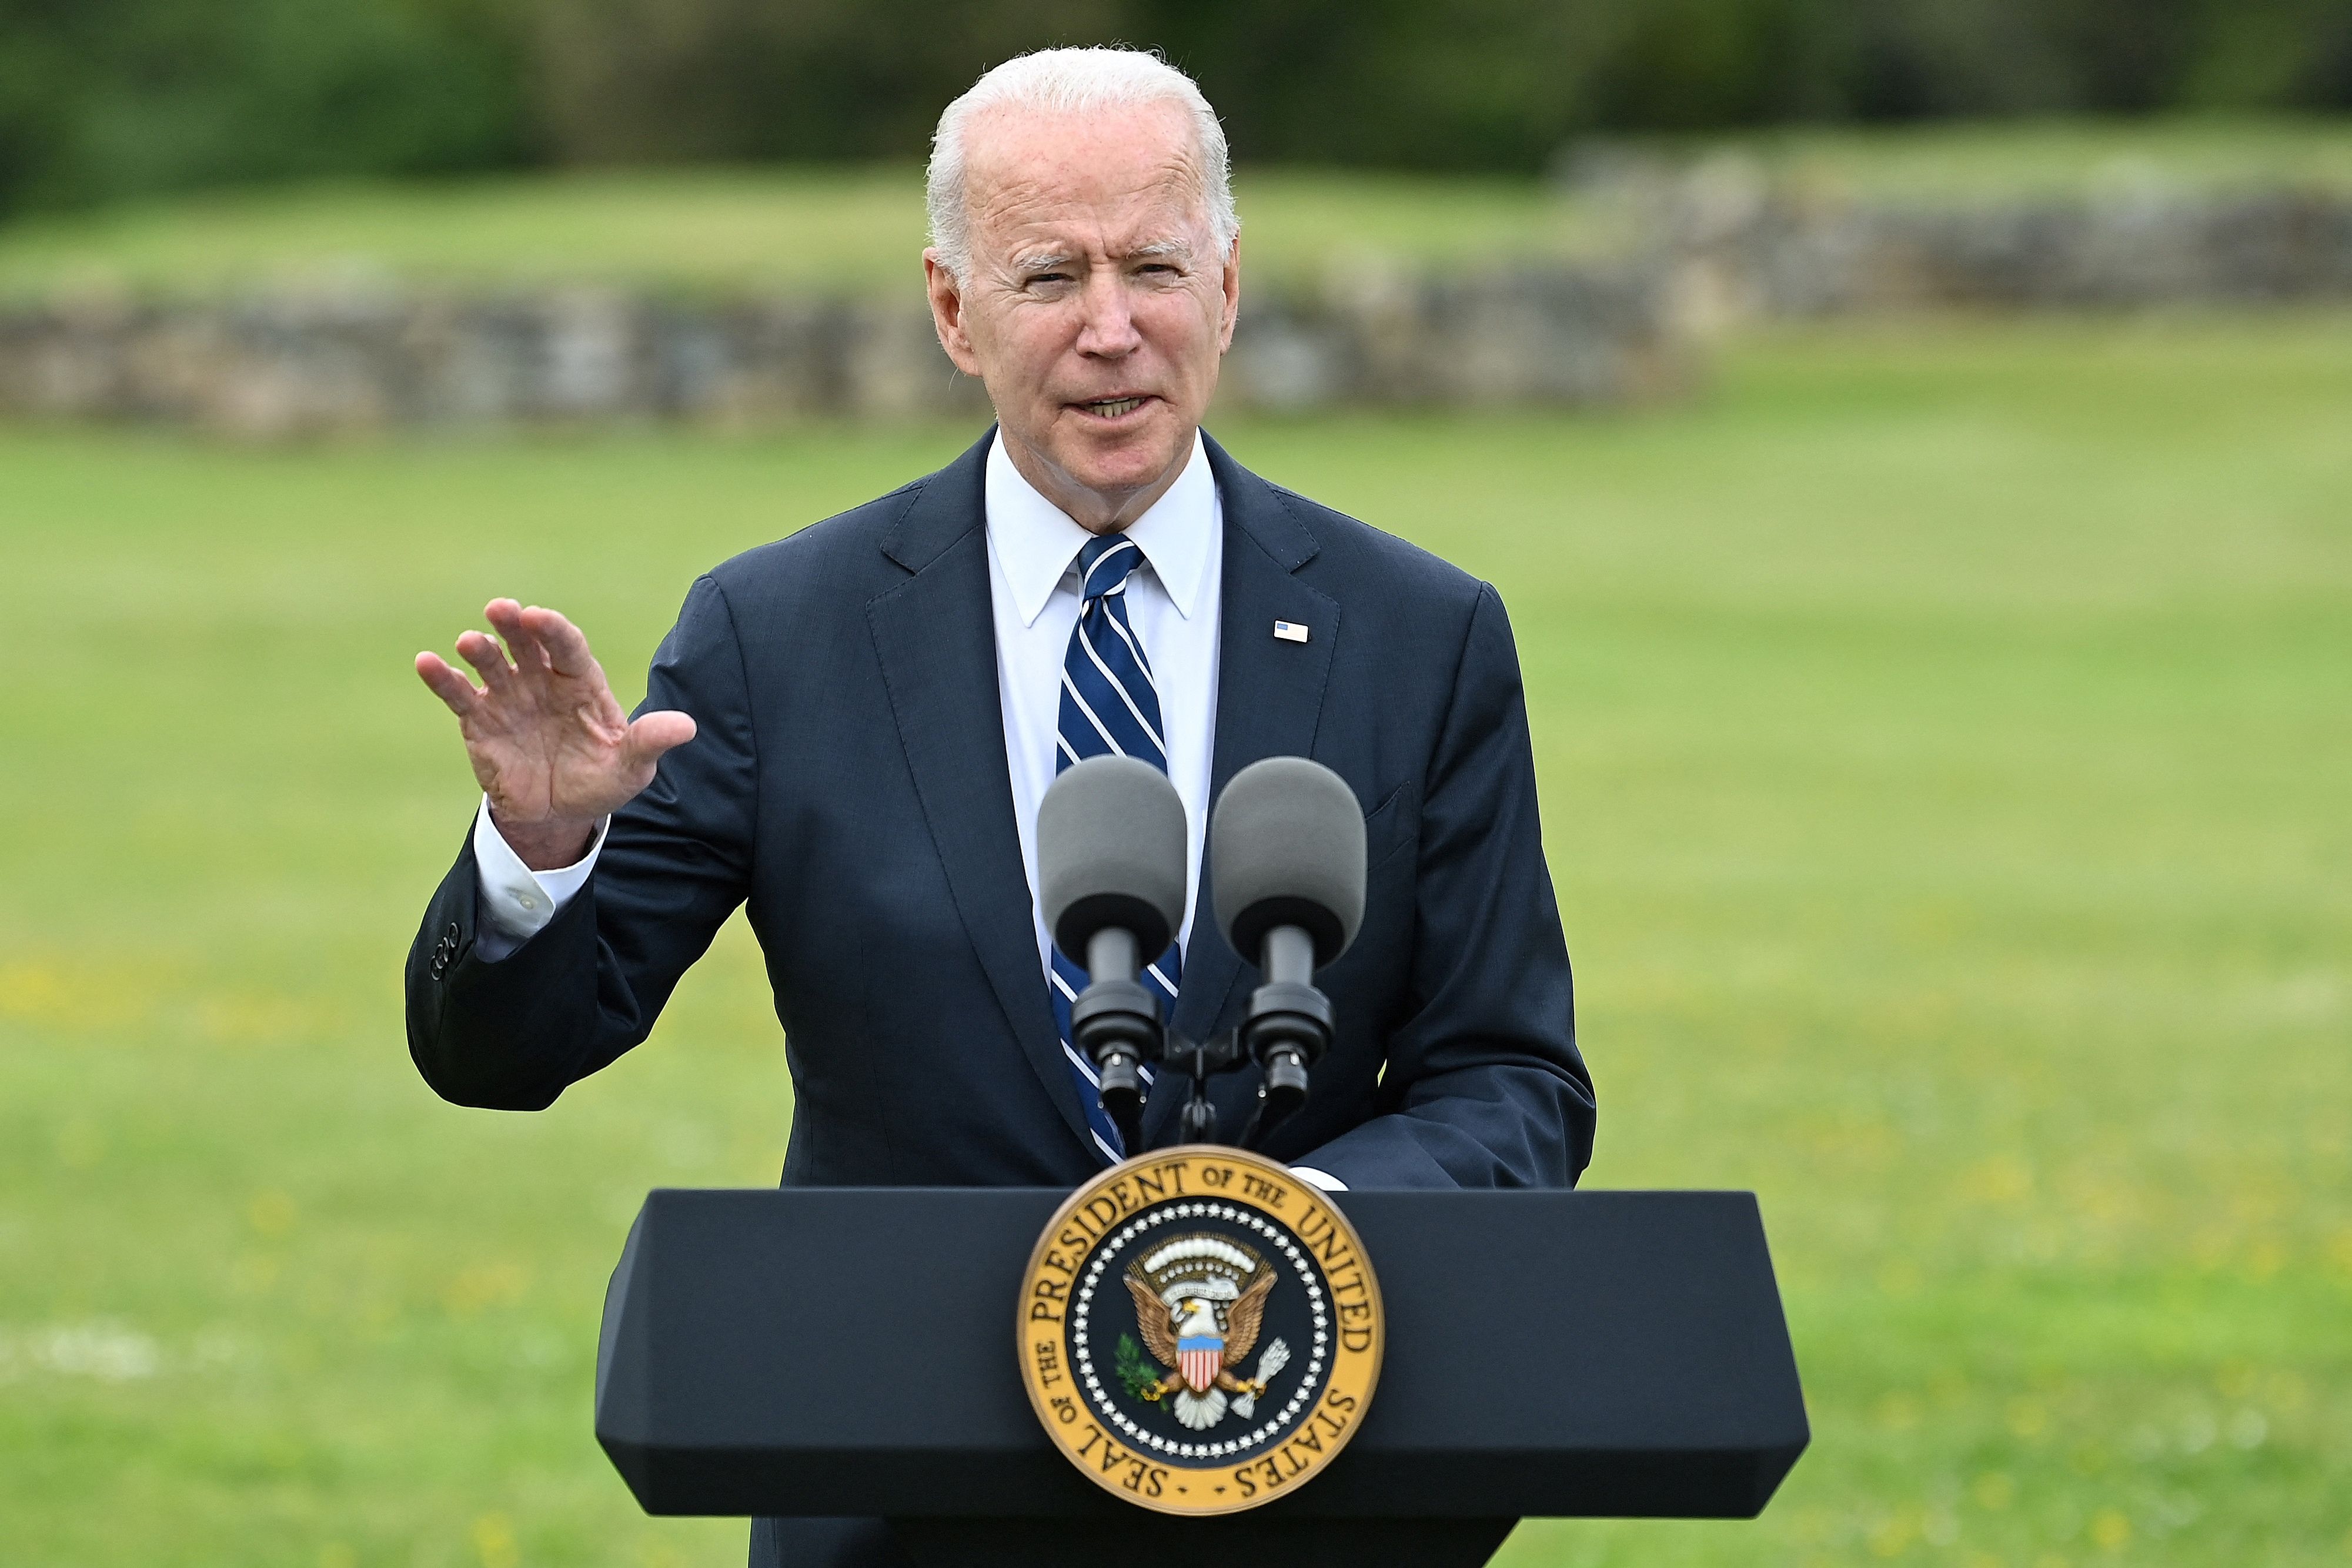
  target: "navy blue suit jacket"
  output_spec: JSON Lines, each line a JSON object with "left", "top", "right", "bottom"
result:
{"left": 406, "top": 429, "right": 1593, "bottom": 1192}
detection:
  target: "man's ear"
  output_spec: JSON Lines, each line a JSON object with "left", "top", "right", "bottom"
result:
{"left": 924, "top": 251, "right": 984, "bottom": 377}
{"left": 1217, "top": 236, "right": 1242, "bottom": 354}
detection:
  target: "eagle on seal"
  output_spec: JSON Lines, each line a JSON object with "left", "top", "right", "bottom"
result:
{"left": 1125, "top": 1268, "right": 1282, "bottom": 1430}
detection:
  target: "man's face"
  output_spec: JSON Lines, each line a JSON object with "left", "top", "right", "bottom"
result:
{"left": 925, "top": 101, "right": 1240, "bottom": 527}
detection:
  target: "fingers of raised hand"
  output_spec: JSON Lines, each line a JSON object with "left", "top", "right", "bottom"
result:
{"left": 481, "top": 599, "right": 552, "bottom": 683}
{"left": 455, "top": 627, "right": 519, "bottom": 692}
{"left": 520, "top": 605, "right": 597, "bottom": 680}
{"left": 415, "top": 651, "right": 480, "bottom": 717}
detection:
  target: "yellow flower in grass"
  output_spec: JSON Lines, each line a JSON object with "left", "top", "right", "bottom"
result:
{"left": 2090, "top": 1509, "right": 2132, "bottom": 1552}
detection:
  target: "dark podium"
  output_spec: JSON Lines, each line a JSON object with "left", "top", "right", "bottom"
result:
{"left": 596, "top": 1186, "right": 1808, "bottom": 1567}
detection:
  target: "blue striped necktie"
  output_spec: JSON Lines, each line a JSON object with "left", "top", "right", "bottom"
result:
{"left": 1050, "top": 531, "right": 1182, "bottom": 1164}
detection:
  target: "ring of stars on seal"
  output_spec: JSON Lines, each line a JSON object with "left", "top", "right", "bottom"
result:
{"left": 1017, "top": 1146, "right": 1384, "bottom": 1515}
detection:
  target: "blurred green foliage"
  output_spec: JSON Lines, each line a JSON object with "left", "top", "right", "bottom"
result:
{"left": 0, "top": 0, "right": 528, "bottom": 215}
{"left": 5, "top": 0, "right": 2352, "bottom": 217}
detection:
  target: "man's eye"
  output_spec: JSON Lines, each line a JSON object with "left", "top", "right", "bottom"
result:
{"left": 1030, "top": 272, "right": 1073, "bottom": 286}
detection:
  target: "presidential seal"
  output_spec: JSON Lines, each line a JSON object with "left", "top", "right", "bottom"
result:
{"left": 1017, "top": 1146, "right": 1383, "bottom": 1514}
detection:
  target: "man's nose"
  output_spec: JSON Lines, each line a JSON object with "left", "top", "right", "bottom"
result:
{"left": 1073, "top": 267, "right": 1142, "bottom": 357}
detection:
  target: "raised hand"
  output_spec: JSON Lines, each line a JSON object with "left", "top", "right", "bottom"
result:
{"left": 415, "top": 600, "right": 696, "bottom": 870}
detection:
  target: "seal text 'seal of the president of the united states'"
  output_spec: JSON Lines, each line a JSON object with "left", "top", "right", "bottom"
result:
{"left": 1018, "top": 1146, "right": 1384, "bottom": 1514}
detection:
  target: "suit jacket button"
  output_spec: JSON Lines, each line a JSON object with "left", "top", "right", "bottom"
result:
{"left": 444, "top": 922, "right": 462, "bottom": 943}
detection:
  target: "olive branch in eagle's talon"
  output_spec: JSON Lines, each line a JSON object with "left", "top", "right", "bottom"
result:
{"left": 1115, "top": 1333, "right": 1168, "bottom": 1402}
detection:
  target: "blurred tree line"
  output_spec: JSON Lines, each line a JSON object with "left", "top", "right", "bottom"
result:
{"left": 4, "top": 0, "right": 2350, "bottom": 215}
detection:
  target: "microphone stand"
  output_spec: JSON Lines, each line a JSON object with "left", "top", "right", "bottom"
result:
{"left": 1234, "top": 925, "right": 1334, "bottom": 1146}
{"left": 1073, "top": 924, "right": 1335, "bottom": 1155}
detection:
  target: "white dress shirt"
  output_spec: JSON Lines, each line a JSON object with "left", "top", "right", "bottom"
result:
{"left": 467, "top": 429, "right": 1342, "bottom": 1189}
{"left": 984, "top": 429, "right": 1222, "bottom": 981}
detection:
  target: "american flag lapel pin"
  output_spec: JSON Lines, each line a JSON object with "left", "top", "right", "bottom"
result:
{"left": 1272, "top": 620, "right": 1309, "bottom": 643}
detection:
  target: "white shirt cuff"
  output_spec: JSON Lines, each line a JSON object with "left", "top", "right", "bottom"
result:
{"left": 1289, "top": 1166, "right": 1348, "bottom": 1192}
{"left": 471, "top": 795, "right": 608, "bottom": 954}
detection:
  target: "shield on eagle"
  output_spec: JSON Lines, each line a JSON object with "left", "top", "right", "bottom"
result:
{"left": 1177, "top": 1333, "right": 1222, "bottom": 1394}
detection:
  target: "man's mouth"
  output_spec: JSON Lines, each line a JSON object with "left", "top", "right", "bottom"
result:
{"left": 1073, "top": 396, "right": 1151, "bottom": 420}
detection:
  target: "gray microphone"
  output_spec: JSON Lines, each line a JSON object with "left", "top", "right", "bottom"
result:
{"left": 1210, "top": 757, "right": 1366, "bottom": 1129}
{"left": 1038, "top": 755, "right": 1189, "bottom": 1148}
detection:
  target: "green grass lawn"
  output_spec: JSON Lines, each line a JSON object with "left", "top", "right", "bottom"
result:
{"left": 2, "top": 312, "right": 2348, "bottom": 1566}
{"left": 1, "top": 117, "right": 2347, "bottom": 303}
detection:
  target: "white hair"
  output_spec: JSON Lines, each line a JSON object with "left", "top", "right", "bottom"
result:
{"left": 926, "top": 47, "right": 1240, "bottom": 284}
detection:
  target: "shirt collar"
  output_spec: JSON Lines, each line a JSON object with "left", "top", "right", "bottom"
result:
{"left": 985, "top": 428, "right": 1218, "bottom": 628}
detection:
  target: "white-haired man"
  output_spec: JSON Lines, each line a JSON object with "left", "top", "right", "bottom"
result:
{"left": 407, "top": 48, "right": 1592, "bottom": 1568}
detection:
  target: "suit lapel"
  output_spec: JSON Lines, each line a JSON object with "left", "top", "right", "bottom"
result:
{"left": 1151, "top": 434, "right": 1339, "bottom": 1146}
{"left": 866, "top": 430, "right": 1095, "bottom": 1152}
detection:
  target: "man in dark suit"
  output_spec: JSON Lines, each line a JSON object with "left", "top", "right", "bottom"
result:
{"left": 408, "top": 45, "right": 1591, "bottom": 1567}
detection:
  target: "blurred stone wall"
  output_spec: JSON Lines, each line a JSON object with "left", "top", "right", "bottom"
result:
{"left": 4, "top": 172, "right": 2350, "bottom": 434}
{"left": 0, "top": 267, "right": 1684, "bottom": 437}
{"left": 1641, "top": 161, "right": 2352, "bottom": 329}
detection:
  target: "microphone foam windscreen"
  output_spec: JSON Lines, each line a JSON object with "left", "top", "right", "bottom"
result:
{"left": 1210, "top": 756, "right": 1367, "bottom": 967}
{"left": 1038, "top": 754, "right": 1189, "bottom": 960}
